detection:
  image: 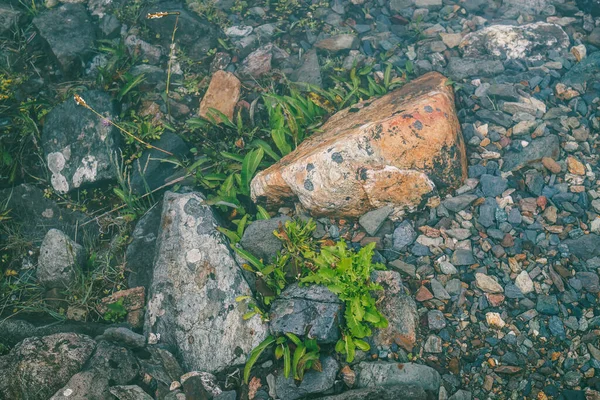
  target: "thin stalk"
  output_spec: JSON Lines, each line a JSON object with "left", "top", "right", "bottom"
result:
{"left": 73, "top": 94, "right": 173, "bottom": 156}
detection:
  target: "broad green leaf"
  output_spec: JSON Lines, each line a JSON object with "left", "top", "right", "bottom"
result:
{"left": 292, "top": 343, "right": 306, "bottom": 380}
{"left": 241, "top": 148, "right": 264, "bottom": 195}
{"left": 244, "top": 335, "right": 276, "bottom": 383}
{"left": 256, "top": 205, "right": 270, "bottom": 220}
{"left": 283, "top": 344, "right": 291, "bottom": 378}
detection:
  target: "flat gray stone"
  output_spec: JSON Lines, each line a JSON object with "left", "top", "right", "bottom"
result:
{"left": 269, "top": 284, "right": 343, "bottom": 343}
{"left": 359, "top": 206, "right": 393, "bottom": 236}
{"left": 356, "top": 362, "right": 441, "bottom": 392}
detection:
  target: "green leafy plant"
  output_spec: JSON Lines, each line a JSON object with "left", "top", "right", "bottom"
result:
{"left": 103, "top": 298, "right": 127, "bottom": 323}
{"left": 238, "top": 218, "right": 388, "bottom": 372}
{"left": 243, "top": 333, "right": 321, "bottom": 384}
{"left": 301, "top": 241, "right": 387, "bottom": 362}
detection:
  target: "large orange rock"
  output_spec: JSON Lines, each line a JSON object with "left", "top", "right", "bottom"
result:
{"left": 251, "top": 72, "right": 467, "bottom": 218}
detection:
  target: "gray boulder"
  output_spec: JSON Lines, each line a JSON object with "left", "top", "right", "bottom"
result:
{"left": 269, "top": 284, "right": 343, "bottom": 343}
{"left": 37, "top": 229, "right": 85, "bottom": 288}
{"left": 138, "top": 347, "right": 184, "bottom": 399}
{"left": 291, "top": 49, "right": 322, "bottom": 88}
{"left": 33, "top": 4, "right": 96, "bottom": 76}
{"left": 275, "top": 356, "right": 339, "bottom": 400}
{"left": 459, "top": 23, "right": 569, "bottom": 61}
{"left": 502, "top": 135, "right": 560, "bottom": 172}
{"left": 0, "top": 333, "right": 96, "bottom": 400}
{"left": 42, "top": 91, "right": 120, "bottom": 193}
{"left": 143, "top": 2, "right": 218, "bottom": 61}
{"left": 564, "top": 235, "right": 600, "bottom": 260}
{"left": 356, "top": 362, "right": 441, "bottom": 393}
{"left": 392, "top": 220, "right": 417, "bottom": 251}
{"left": 371, "top": 271, "right": 418, "bottom": 352}
{"left": 144, "top": 191, "right": 268, "bottom": 373}
{"left": 240, "top": 216, "right": 290, "bottom": 262}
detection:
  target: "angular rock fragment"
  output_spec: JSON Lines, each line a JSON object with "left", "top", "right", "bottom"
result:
{"left": 251, "top": 72, "right": 466, "bottom": 219}
{"left": 33, "top": 4, "right": 96, "bottom": 76}
{"left": 144, "top": 191, "right": 268, "bottom": 373}
{"left": 199, "top": 70, "right": 242, "bottom": 122}
{"left": 37, "top": 229, "right": 85, "bottom": 289}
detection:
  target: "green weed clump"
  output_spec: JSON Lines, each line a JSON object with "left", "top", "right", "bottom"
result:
{"left": 237, "top": 219, "right": 388, "bottom": 383}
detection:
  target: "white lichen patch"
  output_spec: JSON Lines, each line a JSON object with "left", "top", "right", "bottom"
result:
{"left": 146, "top": 292, "right": 165, "bottom": 328}
{"left": 72, "top": 155, "right": 98, "bottom": 188}
{"left": 42, "top": 208, "right": 54, "bottom": 219}
{"left": 186, "top": 249, "right": 204, "bottom": 264}
{"left": 47, "top": 152, "right": 69, "bottom": 193}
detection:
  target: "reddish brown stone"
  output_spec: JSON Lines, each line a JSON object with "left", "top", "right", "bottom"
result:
{"left": 251, "top": 72, "right": 467, "bottom": 218}
{"left": 199, "top": 70, "right": 241, "bottom": 123}
{"left": 415, "top": 285, "right": 434, "bottom": 302}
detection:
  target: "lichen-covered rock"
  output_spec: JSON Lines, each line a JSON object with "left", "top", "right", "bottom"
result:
{"left": 109, "top": 385, "right": 154, "bottom": 400}
{"left": 0, "top": 333, "right": 96, "bottom": 400}
{"left": 37, "top": 229, "right": 85, "bottom": 288}
{"left": 144, "top": 191, "right": 268, "bottom": 373}
{"left": 269, "top": 284, "right": 344, "bottom": 343}
{"left": 33, "top": 4, "right": 95, "bottom": 76}
{"left": 138, "top": 347, "right": 184, "bottom": 399}
{"left": 251, "top": 72, "right": 466, "bottom": 219}
{"left": 199, "top": 70, "right": 241, "bottom": 122}
{"left": 459, "top": 23, "right": 569, "bottom": 61}
{"left": 41, "top": 91, "right": 120, "bottom": 193}
{"left": 371, "top": 271, "right": 418, "bottom": 352}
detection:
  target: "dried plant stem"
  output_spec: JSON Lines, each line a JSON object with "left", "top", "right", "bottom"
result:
{"left": 165, "top": 14, "right": 179, "bottom": 118}
{"left": 73, "top": 94, "right": 173, "bottom": 156}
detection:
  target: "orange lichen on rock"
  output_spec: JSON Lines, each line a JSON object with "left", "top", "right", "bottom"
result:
{"left": 251, "top": 71, "right": 467, "bottom": 218}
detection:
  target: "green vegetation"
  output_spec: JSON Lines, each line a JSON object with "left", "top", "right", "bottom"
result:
{"left": 103, "top": 298, "right": 127, "bottom": 323}
{"left": 244, "top": 333, "right": 321, "bottom": 383}
{"left": 0, "top": 2, "right": 412, "bottom": 363}
{"left": 237, "top": 219, "right": 388, "bottom": 382}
